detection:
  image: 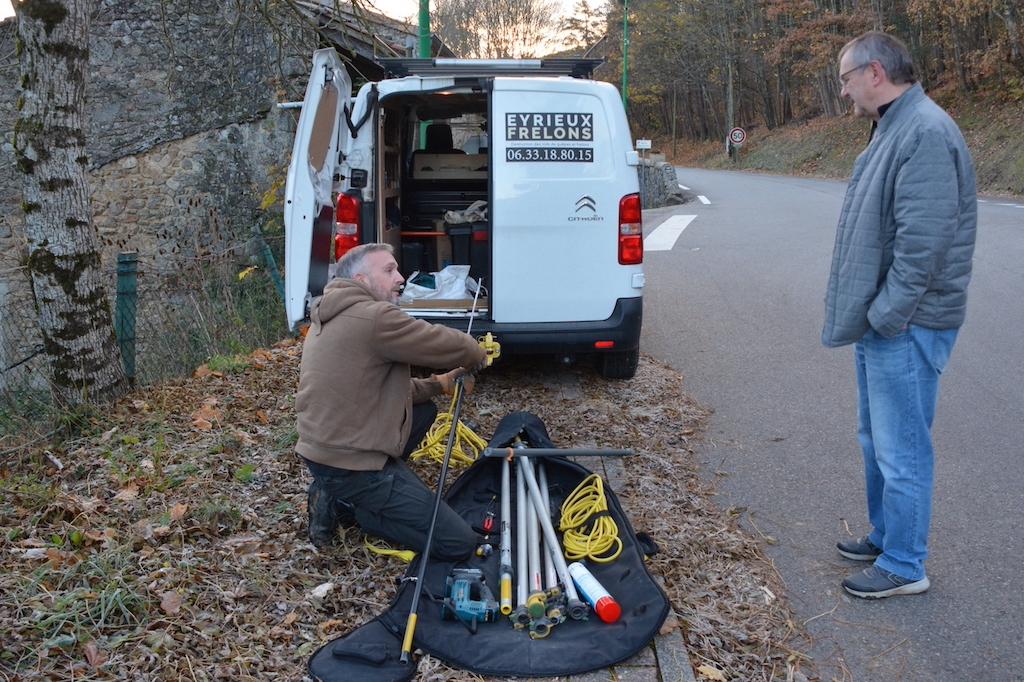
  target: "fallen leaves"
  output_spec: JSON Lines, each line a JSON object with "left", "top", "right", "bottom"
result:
{"left": 164, "top": 505, "right": 186, "bottom": 525}
{"left": 309, "top": 582, "right": 334, "bottom": 600}
{"left": 113, "top": 484, "right": 139, "bottom": 502}
{"left": 83, "top": 640, "right": 108, "bottom": 668}
{"left": 698, "top": 663, "right": 728, "bottom": 681}
{"left": 160, "top": 591, "right": 183, "bottom": 615}
{"left": 191, "top": 397, "right": 222, "bottom": 430}
{"left": 0, "top": 343, "right": 805, "bottom": 681}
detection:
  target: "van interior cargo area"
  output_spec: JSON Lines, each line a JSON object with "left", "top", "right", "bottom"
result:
{"left": 377, "top": 92, "right": 491, "bottom": 319}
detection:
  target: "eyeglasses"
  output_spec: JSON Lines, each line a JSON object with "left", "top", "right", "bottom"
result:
{"left": 839, "top": 62, "right": 872, "bottom": 89}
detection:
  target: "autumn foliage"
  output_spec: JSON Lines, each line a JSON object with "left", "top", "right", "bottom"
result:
{"left": 596, "top": 0, "right": 1024, "bottom": 141}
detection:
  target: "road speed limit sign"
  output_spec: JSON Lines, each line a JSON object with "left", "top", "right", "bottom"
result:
{"left": 728, "top": 127, "right": 746, "bottom": 145}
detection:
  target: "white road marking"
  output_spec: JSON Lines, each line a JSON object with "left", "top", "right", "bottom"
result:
{"left": 697, "top": 195, "right": 711, "bottom": 205}
{"left": 678, "top": 183, "right": 690, "bottom": 190}
{"left": 996, "top": 202, "right": 1022, "bottom": 208}
{"left": 644, "top": 215, "right": 697, "bottom": 251}
{"left": 978, "top": 199, "right": 988, "bottom": 203}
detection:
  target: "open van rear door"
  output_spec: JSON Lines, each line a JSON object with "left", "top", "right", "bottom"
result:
{"left": 284, "top": 48, "right": 352, "bottom": 330}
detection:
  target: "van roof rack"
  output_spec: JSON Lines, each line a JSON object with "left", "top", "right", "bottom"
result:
{"left": 379, "top": 58, "right": 604, "bottom": 79}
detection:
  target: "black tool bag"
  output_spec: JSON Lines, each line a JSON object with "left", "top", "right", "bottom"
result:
{"left": 308, "top": 412, "right": 669, "bottom": 681}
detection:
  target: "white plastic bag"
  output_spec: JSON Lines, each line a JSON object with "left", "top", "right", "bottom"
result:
{"left": 444, "top": 200, "right": 487, "bottom": 224}
{"left": 399, "top": 265, "right": 474, "bottom": 302}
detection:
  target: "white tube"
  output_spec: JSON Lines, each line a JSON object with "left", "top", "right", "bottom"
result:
{"left": 499, "top": 457, "right": 513, "bottom": 615}
{"left": 524, "top": 456, "right": 548, "bottom": 614}
{"left": 538, "top": 462, "right": 558, "bottom": 591}
{"left": 515, "top": 458, "right": 528, "bottom": 611}
{"left": 519, "top": 454, "right": 587, "bottom": 620}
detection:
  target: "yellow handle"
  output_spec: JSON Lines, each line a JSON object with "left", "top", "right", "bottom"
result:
{"left": 479, "top": 332, "right": 501, "bottom": 367}
{"left": 400, "top": 612, "right": 417, "bottom": 661}
{"left": 500, "top": 577, "right": 513, "bottom": 615}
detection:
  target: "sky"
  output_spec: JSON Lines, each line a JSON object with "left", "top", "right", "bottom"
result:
{"left": 1, "top": 2, "right": 11, "bottom": 20}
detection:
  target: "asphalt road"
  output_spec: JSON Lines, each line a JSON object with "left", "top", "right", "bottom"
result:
{"left": 640, "top": 168, "right": 1024, "bottom": 681}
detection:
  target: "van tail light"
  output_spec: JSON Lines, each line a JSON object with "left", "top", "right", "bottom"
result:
{"left": 334, "top": 193, "right": 361, "bottom": 260}
{"left": 618, "top": 193, "right": 643, "bottom": 265}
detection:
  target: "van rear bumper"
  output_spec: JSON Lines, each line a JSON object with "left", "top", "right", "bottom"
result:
{"left": 433, "top": 296, "right": 642, "bottom": 355}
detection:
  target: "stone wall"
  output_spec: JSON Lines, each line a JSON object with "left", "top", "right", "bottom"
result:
{"left": 0, "top": 3, "right": 317, "bottom": 388}
{"left": 639, "top": 158, "right": 686, "bottom": 209}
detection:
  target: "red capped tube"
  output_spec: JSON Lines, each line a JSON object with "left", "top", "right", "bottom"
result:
{"left": 567, "top": 561, "right": 622, "bottom": 624}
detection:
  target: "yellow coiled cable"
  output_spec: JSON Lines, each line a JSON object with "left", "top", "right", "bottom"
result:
{"left": 559, "top": 473, "right": 623, "bottom": 563}
{"left": 408, "top": 388, "right": 487, "bottom": 466}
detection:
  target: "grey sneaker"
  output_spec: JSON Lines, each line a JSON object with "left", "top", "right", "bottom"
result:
{"left": 842, "top": 565, "right": 929, "bottom": 599}
{"left": 836, "top": 535, "right": 882, "bottom": 561}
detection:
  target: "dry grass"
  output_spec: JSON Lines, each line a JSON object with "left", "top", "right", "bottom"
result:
{"left": 0, "top": 341, "right": 813, "bottom": 680}
{"left": 664, "top": 93, "right": 1023, "bottom": 198}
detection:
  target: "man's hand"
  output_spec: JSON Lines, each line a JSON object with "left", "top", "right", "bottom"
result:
{"left": 435, "top": 368, "right": 475, "bottom": 396}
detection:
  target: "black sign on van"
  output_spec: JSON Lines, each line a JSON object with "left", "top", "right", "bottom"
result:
{"left": 505, "top": 113, "right": 594, "bottom": 142}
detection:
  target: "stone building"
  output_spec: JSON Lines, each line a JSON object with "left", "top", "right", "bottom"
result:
{"left": 0, "top": 0, "right": 441, "bottom": 393}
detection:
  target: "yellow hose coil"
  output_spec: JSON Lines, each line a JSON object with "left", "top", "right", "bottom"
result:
{"left": 559, "top": 473, "right": 623, "bottom": 563}
{"left": 408, "top": 390, "right": 487, "bottom": 466}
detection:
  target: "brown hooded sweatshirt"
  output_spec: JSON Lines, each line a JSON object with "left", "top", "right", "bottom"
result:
{"left": 295, "top": 278, "right": 486, "bottom": 471}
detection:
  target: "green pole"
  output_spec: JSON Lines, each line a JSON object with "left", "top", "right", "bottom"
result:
{"left": 115, "top": 252, "right": 138, "bottom": 384}
{"left": 259, "top": 237, "right": 285, "bottom": 304}
{"left": 419, "top": 0, "right": 431, "bottom": 148}
{"left": 622, "top": 0, "right": 629, "bottom": 111}
{"left": 419, "top": 0, "right": 431, "bottom": 58}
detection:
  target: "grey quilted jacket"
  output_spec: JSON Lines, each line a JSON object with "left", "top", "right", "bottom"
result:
{"left": 822, "top": 83, "right": 977, "bottom": 347}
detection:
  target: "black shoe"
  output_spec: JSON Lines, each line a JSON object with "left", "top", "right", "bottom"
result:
{"left": 336, "top": 497, "right": 357, "bottom": 528}
{"left": 307, "top": 480, "right": 340, "bottom": 548}
{"left": 836, "top": 535, "right": 882, "bottom": 561}
{"left": 842, "top": 565, "right": 929, "bottom": 599}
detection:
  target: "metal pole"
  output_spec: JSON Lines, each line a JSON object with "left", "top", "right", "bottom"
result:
{"left": 525, "top": 457, "right": 545, "bottom": 619}
{"left": 418, "top": 0, "right": 431, "bottom": 58}
{"left": 483, "top": 447, "right": 634, "bottom": 458}
{"left": 513, "top": 453, "right": 529, "bottom": 627}
{"left": 419, "top": 0, "right": 431, "bottom": 149}
{"left": 672, "top": 82, "right": 678, "bottom": 159}
{"left": 399, "top": 377, "right": 466, "bottom": 664}
{"left": 519, "top": 456, "right": 588, "bottom": 620}
{"left": 539, "top": 462, "right": 558, "bottom": 591}
{"left": 499, "top": 457, "right": 513, "bottom": 615}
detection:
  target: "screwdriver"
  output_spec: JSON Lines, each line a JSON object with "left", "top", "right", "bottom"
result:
{"left": 482, "top": 496, "right": 496, "bottom": 534}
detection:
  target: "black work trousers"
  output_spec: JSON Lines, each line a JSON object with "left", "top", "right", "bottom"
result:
{"left": 304, "top": 400, "right": 479, "bottom": 561}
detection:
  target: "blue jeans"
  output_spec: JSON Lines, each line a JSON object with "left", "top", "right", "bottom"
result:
{"left": 854, "top": 324, "right": 958, "bottom": 580}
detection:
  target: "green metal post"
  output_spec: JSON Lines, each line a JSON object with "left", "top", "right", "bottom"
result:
{"left": 419, "top": 0, "right": 431, "bottom": 149}
{"left": 419, "top": 0, "right": 431, "bottom": 58}
{"left": 622, "top": 0, "right": 629, "bottom": 111}
{"left": 115, "top": 252, "right": 138, "bottom": 384}
{"left": 260, "top": 236, "right": 285, "bottom": 304}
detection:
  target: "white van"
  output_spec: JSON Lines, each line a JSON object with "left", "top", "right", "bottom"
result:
{"left": 284, "top": 49, "right": 644, "bottom": 378}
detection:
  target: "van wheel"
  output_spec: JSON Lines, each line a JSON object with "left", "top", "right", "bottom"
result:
{"left": 599, "top": 349, "right": 639, "bottom": 380}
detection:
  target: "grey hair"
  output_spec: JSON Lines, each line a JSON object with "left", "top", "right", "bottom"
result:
{"left": 840, "top": 31, "right": 917, "bottom": 85}
{"left": 335, "top": 243, "right": 394, "bottom": 279}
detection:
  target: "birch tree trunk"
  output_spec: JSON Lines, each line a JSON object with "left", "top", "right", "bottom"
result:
{"left": 14, "top": 0, "right": 128, "bottom": 406}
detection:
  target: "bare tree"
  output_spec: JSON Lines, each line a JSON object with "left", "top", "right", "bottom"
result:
{"left": 559, "top": 0, "right": 606, "bottom": 52}
{"left": 432, "top": 0, "right": 560, "bottom": 58}
{"left": 14, "top": 0, "right": 128, "bottom": 406}
{"left": 431, "top": 0, "right": 483, "bottom": 57}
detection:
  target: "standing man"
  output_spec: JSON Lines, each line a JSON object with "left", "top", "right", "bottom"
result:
{"left": 296, "top": 243, "right": 487, "bottom": 559}
{"left": 822, "top": 32, "right": 977, "bottom": 598}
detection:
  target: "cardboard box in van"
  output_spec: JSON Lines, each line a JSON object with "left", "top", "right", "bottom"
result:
{"left": 284, "top": 51, "right": 645, "bottom": 378}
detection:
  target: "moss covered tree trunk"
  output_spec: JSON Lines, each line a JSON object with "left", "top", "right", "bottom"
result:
{"left": 14, "top": 0, "right": 127, "bottom": 406}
